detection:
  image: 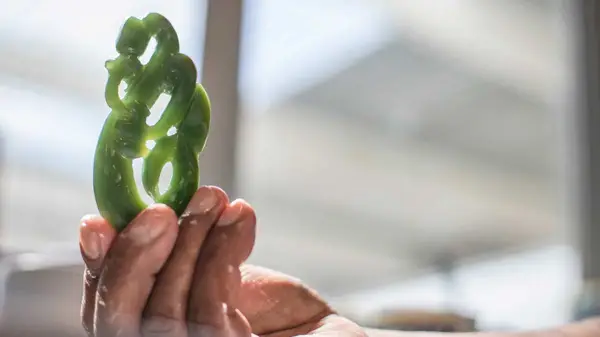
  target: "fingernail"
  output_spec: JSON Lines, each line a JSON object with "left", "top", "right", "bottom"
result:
{"left": 184, "top": 186, "right": 219, "bottom": 215}
{"left": 80, "top": 223, "right": 101, "bottom": 260}
{"left": 127, "top": 204, "right": 174, "bottom": 243}
{"left": 217, "top": 199, "right": 244, "bottom": 226}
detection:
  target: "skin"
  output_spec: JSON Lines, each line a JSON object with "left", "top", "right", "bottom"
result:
{"left": 79, "top": 186, "right": 600, "bottom": 337}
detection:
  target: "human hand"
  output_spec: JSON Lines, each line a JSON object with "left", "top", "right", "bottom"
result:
{"left": 79, "top": 186, "right": 365, "bottom": 337}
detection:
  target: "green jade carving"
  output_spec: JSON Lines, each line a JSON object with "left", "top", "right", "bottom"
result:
{"left": 93, "top": 13, "right": 210, "bottom": 231}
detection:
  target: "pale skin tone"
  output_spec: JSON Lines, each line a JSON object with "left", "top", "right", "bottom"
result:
{"left": 80, "top": 186, "right": 600, "bottom": 337}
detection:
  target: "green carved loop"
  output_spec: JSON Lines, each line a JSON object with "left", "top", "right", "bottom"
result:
{"left": 93, "top": 13, "right": 211, "bottom": 231}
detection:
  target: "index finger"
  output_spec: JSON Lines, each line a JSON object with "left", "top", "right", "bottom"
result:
{"left": 80, "top": 215, "right": 117, "bottom": 336}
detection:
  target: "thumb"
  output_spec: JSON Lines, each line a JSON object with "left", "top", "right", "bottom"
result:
{"left": 237, "top": 265, "right": 332, "bottom": 335}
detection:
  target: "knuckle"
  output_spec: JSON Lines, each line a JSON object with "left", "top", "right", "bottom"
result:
{"left": 142, "top": 315, "right": 186, "bottom": 337}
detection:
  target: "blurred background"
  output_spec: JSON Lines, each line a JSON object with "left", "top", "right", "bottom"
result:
{"left": 0, "top": 0, "right": 598, "bottom": 335}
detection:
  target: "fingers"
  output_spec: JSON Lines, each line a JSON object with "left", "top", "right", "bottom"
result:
{"left": 80, "top": 215, "right": 117, "bottom": 336}
{"left": 142, "top": 186, "right": 229, "bottom": 337}
{"left": 94, "top": 204, "right": 179, "bottom": 337}
{"left": 80, "top": 188, "right": 255, "bottom": 337}
{"left": 187, "top": 199, "right": 257, "bottom": 334}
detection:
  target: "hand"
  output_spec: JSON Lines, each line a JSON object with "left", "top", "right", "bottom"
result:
{"left": 79, "top": 186, "right": 365, "bottom": 337}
